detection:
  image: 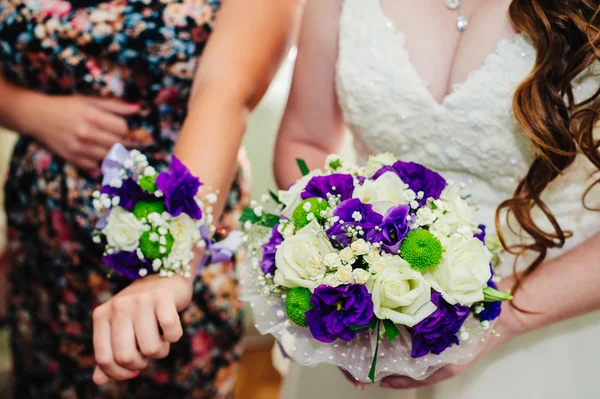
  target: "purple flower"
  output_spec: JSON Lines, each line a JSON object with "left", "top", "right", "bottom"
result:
{"left": 326, "top": 199, "right": 383, "bottom": 248}
{"left": 261, "top": 223, "right": 283, "bottom": 275}
{"left": 305, "top": 284, "right": 374, "bottom": 343}
{"left": 101, "top": 177, "right": 152, "bottom": 212}
{"left": 373, "top": 161, "right": 446, "bottom": 205}
{"left": 102, "top": 251, "right": 151, "bottom": 280}
{"left": 474, "top": 224, "right": 486, "bottom": 243}
{"left": 301, "top": 174, "right": 355, "bottom": 202}
{"left": 410, "top": 291, "right": 470, "bottom": 358}
{"left": 156, "top": 156, "right": 202, "bottom": 219}
{"left": 367, "top": 205, "right": 411, "bottom": 254}
{"left": 472, "top": 226, "right": 503, "bottom": 322}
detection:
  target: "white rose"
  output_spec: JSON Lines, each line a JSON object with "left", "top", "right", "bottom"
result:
{"left": 169, "top": 214, "right": 200, "bottom": 253}
{"left": 485, "top": 232, "right": 502, "bottom": 252}
{"left": 425, "top": 234, "right": 492, "bottom": 306}
{"left": 352, "top": 171, "right": 409, "bottom": 214}
{"left": 323, "top": 253, "right": 342, "bottom": 269}
{"left": 350, "top": 239, "right": 370, "bottom": 255}
{"left": 322, "top": 274, "right": 342, "bottom": 287}
{"left": 104, "top": 207, "right": 146, "bottom": 252}
{"left": 370, "top": 259, "right": 386, "bottom": 274}
{"left": 352, "top": 269, "right": 370, "bottom": 285}
{"left": 416, "top": 207, "right": 437, "bottom": 227}
{"left": 336, "top": 265, "right": 354, "bottom": 284}
{"left": 279, "top": 221, "right": 296, "bottom": 239}
{"left": 366, "top": 257, "right": 436, "bottom": 327}
{"left": 363, "top": 248, "right": 381, "bottom": 264}
{"left": 339, "top": 247, "right": 356, "bottom": 265}
{"left": 278, "top": 170, "right": 322, "bottom": 219}
{"left": 364, "top": 152, "right": 397, "bottom": 178}
{"left": 307, "top": 254, "right": 326, "bottom": 281}
{"left": 434, "top": 186, "right": 479, "bottom": 237}
{"left": 274, "top": 220, "right": 336, "bottom": 290}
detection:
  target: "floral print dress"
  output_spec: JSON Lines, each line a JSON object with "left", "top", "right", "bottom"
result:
{"left": 0, "top": 0, "right": 250, "bottom": 397}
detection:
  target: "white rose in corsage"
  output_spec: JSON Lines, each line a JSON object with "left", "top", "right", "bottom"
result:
{"left": 364, "top": 152, "right": 397, "bottom": 178}
{"left": 169, "top": 213, "right": 201, "bottom": 253}
{"left": 352, "top": 171, "right": 410, "bottom": 214}
{"left": 366, "top": 256, "right": 436, "bottom": 327}
{"left": 274, "top": 220, "right": 336, "bottom": 290}
{"left": 425, "top": 234, "right": 492, "bottom": 306}
{"left": 279, "top": 170, "right": 322, "bottom": 219}
{"left": 104, "top": 207, "right": 146, "bottom": 252}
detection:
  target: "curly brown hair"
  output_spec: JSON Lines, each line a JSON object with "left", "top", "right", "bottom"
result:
{"left": 497, "top": 1, "right": 600, "bottom": 297}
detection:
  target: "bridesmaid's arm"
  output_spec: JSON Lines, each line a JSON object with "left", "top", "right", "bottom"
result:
{"left": 92, "top": 0, "right": 303, "bottom": 385}
{"left": 274, "top": 0, "right": 346, "bottom": 190}
{"left": 176, "top": 0, "right": 302, "bottom": 218}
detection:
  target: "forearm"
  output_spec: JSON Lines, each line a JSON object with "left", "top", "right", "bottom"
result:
{"left": 0, "top": 75, "right": 45, "bottom": 135}
{"left": 274, "top": 136, "right": 331, "bottom": 190}
{"left": 174, "top": 0, "right": 300, "bottom": 218}
{"left": 497, "top": 232, "right": 600, "bottom": 341}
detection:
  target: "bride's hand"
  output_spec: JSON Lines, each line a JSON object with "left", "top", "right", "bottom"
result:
{"left": 378, "top": 302, "right": 520, "bottom": 390}
{"left": 91, "top": 273, "right": 194, "bottom": 384}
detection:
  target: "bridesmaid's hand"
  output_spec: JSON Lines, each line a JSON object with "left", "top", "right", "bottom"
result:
{"left": 91, "top": 273, "right": 194, "bottom": 384}
{"left": 25, "top": 95, "right": 140, "bottom": 174}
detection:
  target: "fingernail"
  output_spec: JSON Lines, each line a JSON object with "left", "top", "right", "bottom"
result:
{"left": 133, "top": 371, "right": 139, "bottom": 378}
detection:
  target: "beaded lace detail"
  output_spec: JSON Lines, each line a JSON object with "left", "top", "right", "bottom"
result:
{"left": 336, "top": 0, "right": 600, "bottom": 274}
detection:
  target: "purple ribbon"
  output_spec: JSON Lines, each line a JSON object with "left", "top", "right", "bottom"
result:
{"left": 196, "top": 226, "right": 243, "bottom": 275}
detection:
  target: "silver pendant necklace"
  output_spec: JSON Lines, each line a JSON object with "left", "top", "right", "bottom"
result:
{"left": 445, "top": 0, "right": 468, "bottom": 32}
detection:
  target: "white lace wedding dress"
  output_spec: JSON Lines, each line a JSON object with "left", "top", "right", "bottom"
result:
{"left": 280, "top": 0, "right": 600, "bottom": 397}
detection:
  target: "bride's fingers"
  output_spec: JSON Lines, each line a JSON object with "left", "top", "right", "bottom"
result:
{"left": 110, "top": 303, "right": 149, "bottom": 371}
{"left": 92, "top": 307, "right": 139, "bottom": 382}
{"left": 339, "top": 368, "right": 365, "bottom": 390}
{"left": 155, "top": 297, "right": 183, "bottom": 343}
{"left": 134, "top": 303, "right": 170, "bottom": 359}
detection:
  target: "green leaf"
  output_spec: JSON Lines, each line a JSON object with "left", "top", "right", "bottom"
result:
{"left": 483, "top": 286, "right": 513, "bottom": 302}
{"left": 369, "top": 321, "right": 380, "bottom": 383}
{"left": 368, "top": 317, "right": 378, "bottom": 330}
{"left": 329, "top": 159, "right": 343, "bottom": 170}
{"left": 383, "top": 320, "right": 399, "bottom": 341}
{"left": 238, "top": 208, "right": 280, "bottom": 228}
{"left": 260, "top": 213, "right": 281, "bottom": 228}
{"left": 239, "top": 207, "right": 260, "bottom": 223}
{"left": 349, "top": 324, "right": 370, "bottom": 331}
{"left": 268, "top": 190, "right": 282, "bottom": 204}
{"left": 296, "top": 159, "right": 310, "bottom": 176}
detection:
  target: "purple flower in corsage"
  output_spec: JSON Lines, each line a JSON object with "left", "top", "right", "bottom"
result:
{"left": 367, "top": 205, "right": 411, "bottom": 254}
{"left": 373, "top": 161, "right": 446, "bottom": 205}
{"left": 156, "top": 156, "right": 202, "bottom": 219}
{"left": 410, "top": 290, "right": 470, "bottom": 358}
{"left": 102, "top": 251, "right": 151, "bottom": 280}
{"left": 305, "top": 284, "right": 374, "bottom": 343}
{"left": 261, "top": 223, "right": 283, "bottom": 276}
{"left": 326, "top": 198, "right": 383, "bottom": 248}
{"left": 101, "top": 177, "right": 152, "bottom": 212}
{"left": 301, "top": 174, "right": 355, "bottom": 202}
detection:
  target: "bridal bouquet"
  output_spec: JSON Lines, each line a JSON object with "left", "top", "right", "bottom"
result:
{"left": 92, "top": 144, "right": 229, "bottom": 279}
{"left": 241, "top": 154, "right": 511, "bottom": 382}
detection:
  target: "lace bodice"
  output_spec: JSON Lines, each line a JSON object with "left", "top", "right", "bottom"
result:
{"left": 336, "top": 0, "right": 600, "bottom": 274}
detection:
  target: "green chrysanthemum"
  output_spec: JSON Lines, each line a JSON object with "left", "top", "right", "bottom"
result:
{"left": 285, "top": 287, "right": 313, "bottom": 327}
{"left": 292, "top": 198, "right": 329, "bottom": 229}
{"left": 133, "top": 201, "right": 166, "bottom": 220}
{"left": 139, "top": 229, "right": 174, "bottom": 260}
{"left": 139, "top": 174, "right": 158, "bottom": 193}
{"left": 400, "top": 230, "right": 443, "bottom": 272}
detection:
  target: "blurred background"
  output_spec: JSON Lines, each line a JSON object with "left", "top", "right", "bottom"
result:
{"left": 0, "top": 48, "right": 354, "bottom": 398}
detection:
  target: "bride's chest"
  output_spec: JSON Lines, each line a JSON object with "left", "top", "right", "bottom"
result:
{"left": 335, "top": 0, "right": 538, "bottom": 194}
